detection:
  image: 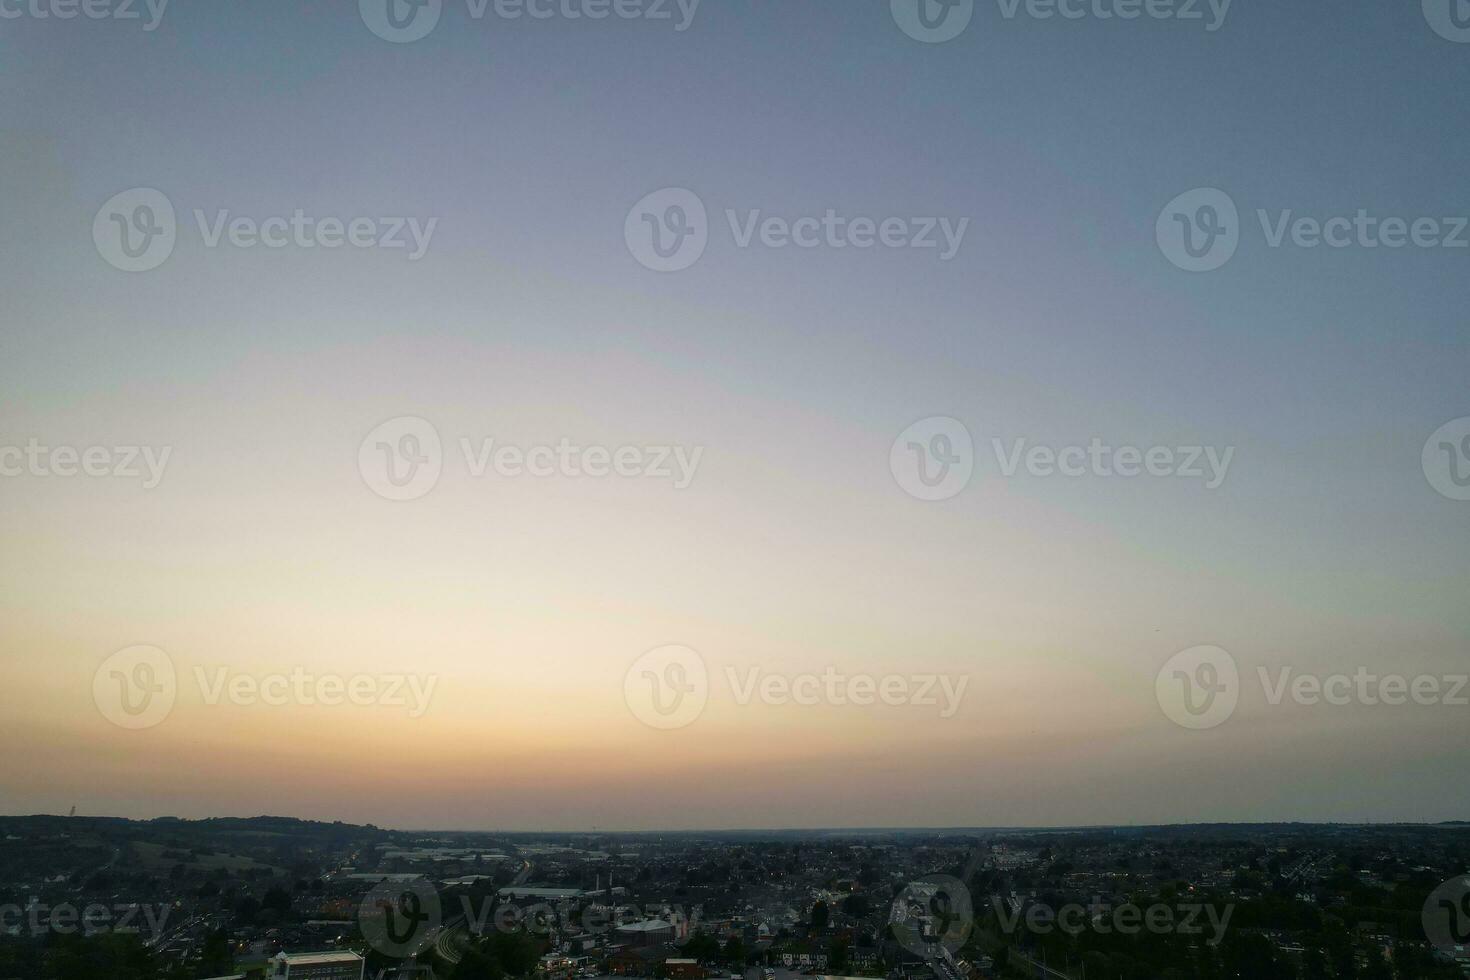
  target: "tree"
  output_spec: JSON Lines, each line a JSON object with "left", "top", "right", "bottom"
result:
{"left": 195, "top": 927, "right": 233, "bottom": 977}
{"left": 235, "top": 894, "right": 260, "bottom": 925}
{"left": 827, "top": 938, "right": 849, "bottom": 974}
{"left": 41, "top": 933, "right": 155, "bottom": 980}
{"left": 810, "top": 901, "right": 829, "bottom": 932}
{"left": 683, "top": 931, "right": 721, "bottom": 964}
{"left": 1361, "top": 949, "right": 1393, "bottom": 980}
{"left": 1301, "top": 946, "right": 1329, "bottom": 980}
{"left": 1219, "top": 932, "right": 1295, "bottom": 980}
{"left": 261, "top": 884, "right": 293, "bottom": 916}
{"left": 485, "top": 929, "right": 541, "bottom": 977}
{"left": 453, "top": 948, "right": 506, "bottom": 980}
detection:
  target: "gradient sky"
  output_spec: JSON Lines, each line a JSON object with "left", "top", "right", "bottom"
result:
{"left": 1, "top": 1, "right": 1467, "bottom": 830}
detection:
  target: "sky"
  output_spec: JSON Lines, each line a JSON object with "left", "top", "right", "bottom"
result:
{"left": 0, "top": 0, "right": 1467, "bottom": 831}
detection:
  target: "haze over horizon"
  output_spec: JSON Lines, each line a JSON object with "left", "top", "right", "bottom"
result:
{"left": 3, "top": 0, "right": 1468, "bottom": 832}
{"left": 14, "top": 812, "right": 1470, "bottom": 835}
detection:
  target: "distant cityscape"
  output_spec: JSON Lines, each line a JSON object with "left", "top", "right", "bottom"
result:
{"left": 1, "top": 815, "right": 1467, "bottom": 979}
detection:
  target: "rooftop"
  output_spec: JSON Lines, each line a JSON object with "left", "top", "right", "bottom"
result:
{"left": 273, "top": 951, "right": 365, "bottom": 965}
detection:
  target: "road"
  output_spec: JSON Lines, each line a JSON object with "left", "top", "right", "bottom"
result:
{"left": 1009, "top": 949, "right": 1074, "bottom": 979}
{"left": 435, "top": 858, "right": 529, "bottom": 966}
{"left": 434, "top": 912, "right": 471, "bottom": 965}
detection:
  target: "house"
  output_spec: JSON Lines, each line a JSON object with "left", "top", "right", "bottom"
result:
{"left": 665, "top": 958, "right": 705, "bottom": 980}
{"left": 777, "top": 943, "right": 829, "bottom": 971}
{"left": 540, "top": 953, "right": 579, "bottom": 980}
{"left": 608, "top": 944, "right": 671, "bottom": 976}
